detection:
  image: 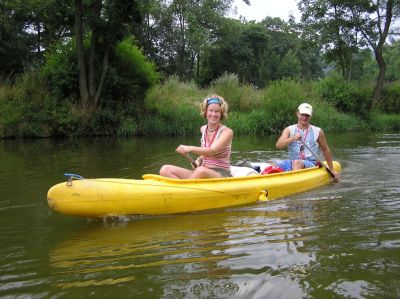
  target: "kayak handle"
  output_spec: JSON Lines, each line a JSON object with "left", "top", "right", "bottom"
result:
{"left": 258, "top": 190, "right": 269, "bottom": 202}
{"left": 64, "top": 173, "right": 84, "bottom": 186}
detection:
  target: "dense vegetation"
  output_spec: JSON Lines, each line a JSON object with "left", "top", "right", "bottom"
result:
{"left": 0, "top": 0, "right": 399, "bottom": 138}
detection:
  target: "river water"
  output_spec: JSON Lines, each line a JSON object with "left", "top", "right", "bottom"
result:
{"left": 0, "top": 132, "right": 399, "bottom": 298}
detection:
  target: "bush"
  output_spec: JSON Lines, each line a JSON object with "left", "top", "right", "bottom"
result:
{"left": 226, "top": 110, "right": 270, "bottom": 135}
{"left": 208, "top": 73, "right": 262, "bottom": 111}
{"left": 40, "top": 39, "right": 79, "bottom": 102}
{"left": 0, "top": 71, "right": 83, "bottom": 137}
{"left": 315, "top": 72, "right": 373, "bottom": 115}
{"left": 143, "top": 77, "right": 204, "bottom": 135}
{"left": 368, "top": 111, "right": 400, "bottom": 131}
{"left": 311, "top": 101, "right": 367, "bottom": 132}
{"left": 261, "top": 79, "right": 310, "bottom": 131}
{"left": 380, "top": 83, "right": 400, "bottom": 113}
{"left": 111, "top": 37, "right": 159, "bottom": 103}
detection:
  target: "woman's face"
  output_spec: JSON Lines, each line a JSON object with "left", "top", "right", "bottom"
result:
{"left": 206, "top": 103, "right": 222, "bottom": 124}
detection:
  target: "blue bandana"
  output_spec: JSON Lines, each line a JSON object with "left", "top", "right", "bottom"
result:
{"left": 207, "top": 98, "right": 221, "bottom": 105}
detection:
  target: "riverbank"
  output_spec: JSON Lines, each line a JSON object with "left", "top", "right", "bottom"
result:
{"left": 1, "top": 73, "right": 399, "bottom": 138}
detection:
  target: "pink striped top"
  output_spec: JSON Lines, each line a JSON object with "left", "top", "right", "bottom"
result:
{"left": 200, "top": 126, "right": 231, "bottom": 170}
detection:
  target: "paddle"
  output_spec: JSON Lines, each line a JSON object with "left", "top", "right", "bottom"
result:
{"left": 299, "top": 139, "right": 336, "bottom": 179}
{"left": 183, "top": 153, "right": 198, "bottom": 169}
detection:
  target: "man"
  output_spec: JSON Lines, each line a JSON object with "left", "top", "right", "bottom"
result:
{"left": 275, "top": 103, "right": 339, "bottom": 180}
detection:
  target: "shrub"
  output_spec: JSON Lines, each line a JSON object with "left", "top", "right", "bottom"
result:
{"left": 315, "top": 72, "right": 373, "bottom": 115}
{"left": 40, "top": 39, "right": 79, "bottom": 102}
{"left": 0, "top": 71, "right": 83, "bottom": 137}
{"left": 311, "top": 101, "right": 367, "bottom": 132}
{"left": 111, "top": 37, "right": 159, "bottom": 103}
{"left": 144, "top": 77, "right": 204, "bottom": 135}
{"left": 368, "top": 111, "right": 400, "bottom": 131}
{"left": 226, "top": 110, "right": 271, "bottom": 135}
{"left": 261, "top": 79, "right": 310, "bottom": 131}
{"left": 208, "top": 73, "right": 262, "bottom": 111}
{"left": 380, "top": 83, "right": 400, "bottom": 113}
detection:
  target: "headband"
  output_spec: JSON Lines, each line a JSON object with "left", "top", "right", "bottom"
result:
{"left": 207, "top": 98, "right": 221, "bottom": 105}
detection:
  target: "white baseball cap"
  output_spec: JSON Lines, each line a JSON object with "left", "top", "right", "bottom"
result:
{"left": 298, "top": 103, "right": 313, "bottom": 116}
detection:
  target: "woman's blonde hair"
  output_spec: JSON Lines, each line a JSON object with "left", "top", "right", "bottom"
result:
{"left": 200, "top": 95, "right": 229, "bottom": 120}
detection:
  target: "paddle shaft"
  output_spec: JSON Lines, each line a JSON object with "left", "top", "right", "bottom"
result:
{"left": 299, "top": 139, "right": 335, "bottom": 178}
{"left": 183, "top": 153, "right": 198, "bottom": 169}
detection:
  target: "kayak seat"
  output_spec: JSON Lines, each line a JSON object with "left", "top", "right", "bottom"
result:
{"left": 230, "top": 166, "right": 260, "bottom": 177}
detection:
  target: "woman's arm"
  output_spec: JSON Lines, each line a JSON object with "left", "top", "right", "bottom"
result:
{"left": 176, "top": 127, "right": 233, "bottom": 157}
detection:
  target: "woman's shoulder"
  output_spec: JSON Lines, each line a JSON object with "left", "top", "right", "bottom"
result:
{"left": 220, "top": 125, "right": 233, "bottom": 135}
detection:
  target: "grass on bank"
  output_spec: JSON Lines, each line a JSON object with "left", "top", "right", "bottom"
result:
{"left": 1, "top": 72, "right": 399, "bottom": 138}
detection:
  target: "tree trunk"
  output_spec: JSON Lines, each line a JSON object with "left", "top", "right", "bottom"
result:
{"left": 94, "top": 46, "right": 110, "bottom": 109}
{"left": 373, "top": 46, "right": 386, "bottom": 104}
{"left": 88, "top": 0, "right": 102, "bottom": 105}
{"left": 347, "top": 56, "right": 352, "bottom": 82}
{"left": 74, "top": 0, "right": 88, "bottom": 109}
{"left": 372, "top": 0, "right": 394, "bottom": 105}
{"left": 196, "top": 51, "right": 200, "bottom": 81}
{"left": 74, "top": 0, "right": 107, "bottom": 116}
{"left": 36, "top": 21, "right": 41, "bottom": 55}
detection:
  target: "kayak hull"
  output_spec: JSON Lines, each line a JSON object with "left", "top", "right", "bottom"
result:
{"left": 47, "top": 161, "right": 341, "bottom": 217}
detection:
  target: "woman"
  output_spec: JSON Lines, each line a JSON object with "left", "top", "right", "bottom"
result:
{"left": 159, "top": 95, "right": 233, "bottom": 179}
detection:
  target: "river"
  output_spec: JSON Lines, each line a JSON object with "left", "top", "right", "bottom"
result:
{"left": 0, "top": 132, "right": 399, "bottom": 298}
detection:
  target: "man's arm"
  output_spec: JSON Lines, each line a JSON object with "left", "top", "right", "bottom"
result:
{"left": 317, "top": 130, "right": 337, "bottom": 176}
{"left": 276, "top": 127, "right": 301, "bottom": 149}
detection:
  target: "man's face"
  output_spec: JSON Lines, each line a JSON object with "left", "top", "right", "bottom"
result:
{"left": 297, "top": 112, "right": 311, "bottom": 126}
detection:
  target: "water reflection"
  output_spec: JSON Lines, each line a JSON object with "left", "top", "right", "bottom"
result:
{"left": 1, "top": 133, "right": 400, "bottom": 298}
{"left": 49, "top": 201, "right": 323, "bottom": 297}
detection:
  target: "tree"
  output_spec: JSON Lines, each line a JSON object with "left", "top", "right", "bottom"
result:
{"left": 136, "top": 0, "right": 233, "bottom": 81}
{"left": 299, "top": 0, "right": 360, "bottom": 80}
{"left": 299, "top": 0, "right": 399, "bottom": 104}
{"left": 350, "top": 0, "right": 397, "bottom": 102}
{"left": 198, "top": 16, "right": 323, "bottom": 87}
{"left": 73, "top": 0, "right": 142, "bottom": 116}
{"left": 199, "top": 20, "right": 274, "bottom": 87}
{"left": 278, "top": 49, "right": 302, "bottom": 78}
{"left": 0, "top": 0, "right": 73, "bottom": 77}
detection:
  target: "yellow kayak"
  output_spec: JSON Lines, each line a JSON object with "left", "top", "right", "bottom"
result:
{"left": 47, "top": 161, "right": 341, "bottom": 217}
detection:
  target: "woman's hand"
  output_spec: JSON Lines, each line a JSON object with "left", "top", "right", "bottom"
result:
{"left": 176, "top": 145, "right": 191, "bottom": 155}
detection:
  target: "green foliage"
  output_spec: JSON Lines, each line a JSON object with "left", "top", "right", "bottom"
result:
{"left": 261, "top": 79, "right": 309, "bottom": 132}
{"left": 368, "top": 111, "right": 400, "bottom": 131}
{"left": 199, "top": 17, "right": 323, "bottom": 88}
{"left": 40, "top": 39, "right": 79, "bottom": 101}
{"left": 207, "top": 73, "right": 262, "bottom": 112}
{"left": 137, "top": 0, "right": 232, "bottom": 81}
{"left": 315, "top": 72, "right": 373, "bottom": 115}
{"left": 145, "top": 76, "right": 202, "bottom": 116}
{"left": 199, "top": 20, "right": 275, "bottom": 87}
{"left": 384, "top": 41, "right": 400, "bottom": 81}
{"left": 0, "top": 0, "right": 38, "bottom": 77}
{"left": 113, "top": 37, "right": 159, "bottom": 100}
{"left": 311, "top": 101, "right": 367, "bottom": 132}
{"left": 278, "top": 50, "right": 302, "bottom": 78}
{"left": 39, "top": 36, "right": 160, "bottom": 136}
{"left": 380, "top": 83, "right": 400, "bottom": 113}
{"left": 0, "top": 72, "right": 396, "bottom": 138}
{"left": 143, "top": 76, "right": 204, "bottom": 135}
{"left": 0, "top": 71, "right": 83, "bottom": 138}
{"left": 354, "top": 45, "right": 400, "bottom": 82}
{"left": 225, "top": 110, "right": 272, "bottom": 135}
